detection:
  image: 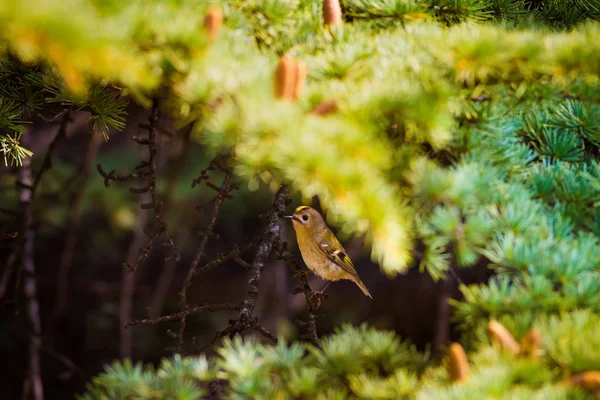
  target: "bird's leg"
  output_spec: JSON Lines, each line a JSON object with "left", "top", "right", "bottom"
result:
{"left": 314, "top": 281, "right": 331, "bottom": 296}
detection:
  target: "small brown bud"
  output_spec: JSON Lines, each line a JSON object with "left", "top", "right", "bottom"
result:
{"left": 323, "top": 0, "right": 342, "bottom": 27}
{"left": 568, "top": 371, "right": 600, "bottom": 395}
{"left": 487, "top": 321, "right": 520, "bottom": 355}
{"left": 310, "top": 99, "right": 338, "bottom": 116}
{"left": 519, "top": 328, "right": 541, "bottom": 360}
{"left": 447, "top": 343, "right": 469, "bottom": 383}
{"left": 294, "top": 60, "right": 307, "bottom": 100}
{"left": 204, "top": 7, "right": 223, "bottom": 42}
{"left": 274, "top": 55, "right": 297, "bottom": 101}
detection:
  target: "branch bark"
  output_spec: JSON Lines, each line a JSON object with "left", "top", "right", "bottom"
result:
{"left": 20, "top": 163, "right": 43, "bottom": 400}
{"left": 97, "top": 99, "right": 179, "bottom": 272}
{"left": 127, "top": 303, "right": 239, "bottom": 327}
{"left": 235, "top": 185, "right": 289, "bottom": 330}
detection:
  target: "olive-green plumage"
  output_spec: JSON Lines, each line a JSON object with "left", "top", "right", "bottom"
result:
{"left": 287, "top": 206, "right": 372, "bottom": 298}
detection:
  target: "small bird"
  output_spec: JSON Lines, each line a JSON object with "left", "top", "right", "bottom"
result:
{"left": 286, "top": 206, "right": 372, "bottom": 298}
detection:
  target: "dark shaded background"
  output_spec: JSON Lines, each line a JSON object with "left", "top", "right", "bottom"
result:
{"left": 0, "top": 104, "right": 491, "bottom": 399}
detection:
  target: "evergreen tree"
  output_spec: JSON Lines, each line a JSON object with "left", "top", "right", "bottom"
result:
{"left": 1, "top": 0, "right": 600, "bottom": 398}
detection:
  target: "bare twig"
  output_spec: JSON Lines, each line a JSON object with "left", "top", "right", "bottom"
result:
{"left": 277, "top": 242, "right": 321, "bottom": 348}
{"left": 96, "top": 99, "right": 180, "bottom": 272}
{"left": 127, "top": 303, "right": 240, "bottom": 327}
{"left": 120, "top": 209, "right": 149, "bottom": 359}
{"left": 196, "top": 241, "right": 258, "bottom": 275}
{"left": 180, "top": 185, "right": 290, "bottom": 353}
{"left": 149, "top": 124, "right": 193, "bottom": 318}
{"left": 30, "top": 112, "right": 70, "bottom": 195}
{"left": 251, "top": 321, "right": 278, "bottom": 344}
{"left": 126, "top": 182, "right": 321, "bottom": 354}
{"left": 177, "top": 163, "right": 233, "bottom": 350}
{"left": 36, "top": 108, "right": 69, "bottom": 123}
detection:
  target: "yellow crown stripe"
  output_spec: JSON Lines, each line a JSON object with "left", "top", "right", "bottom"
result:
{"left": 295, "top": 205, "right": 310, "bottom": 213}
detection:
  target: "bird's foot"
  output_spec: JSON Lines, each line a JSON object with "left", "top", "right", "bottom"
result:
{"left": 309, "top": 290, "right": 328, "bottom": 301}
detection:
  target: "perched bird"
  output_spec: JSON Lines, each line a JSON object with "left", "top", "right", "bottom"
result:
{"left": 286, "top": 206, "right": 372, "bottom": 298}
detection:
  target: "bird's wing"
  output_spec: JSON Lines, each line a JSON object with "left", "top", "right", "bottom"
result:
{"left": 317, "top": 230, "right": 361, "bottom": 281}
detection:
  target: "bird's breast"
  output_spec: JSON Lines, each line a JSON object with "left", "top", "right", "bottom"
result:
{"left": 296, "top": 232, "right": 346, "bottom": 281}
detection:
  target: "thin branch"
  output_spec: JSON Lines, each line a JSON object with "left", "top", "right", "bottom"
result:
{"left": 149, "top": 123, "right": 193, "bottom": 318}
{"left": 196, "top": 241, "right": 258, "bottom": 274}
{"left": 96, "top": 165, "right": 152, "bottom": 185}
{"left": 119, "top": 209, "right": 149, "bottom": 359}
{"left": 233, "top": 256, "right": 252, "bottom": 270}
{"left": 277, "top": 241, "right": 322, "bottom": 348}
{"left": 96, "top": 99, "right": 180, "bottom": 272}
{"left": 177, "top": 164, "right": 233, "bottom": 350}
{"left": 30, "top": 112, "right": 70, "bottom": 195}
{"left": 142, "top": 100, "right": 179, "bottom": 264}
{"left": 186, "top": 185, "right": 290, "bottom": 354}
{"left": 36, "top": 108, "right": 70, "bottom": 123}
{"left": 126, "top": 303, "right": 240, "bottom": 327}
{"left": 251, "top": 320, "right": 278, "bottom": 344}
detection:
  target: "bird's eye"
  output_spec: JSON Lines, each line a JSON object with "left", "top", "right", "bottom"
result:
{"left": 302, "top": 214, "right": 309, "bottom": 221}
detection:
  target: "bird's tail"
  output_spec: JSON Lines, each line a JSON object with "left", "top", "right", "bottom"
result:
{"left": 354, "top": 279, "right": 373, "bottom": 299}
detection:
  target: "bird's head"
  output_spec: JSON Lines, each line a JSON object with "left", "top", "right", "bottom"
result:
{"left": 285, "top": 206, "right": 327, "bottom": 235}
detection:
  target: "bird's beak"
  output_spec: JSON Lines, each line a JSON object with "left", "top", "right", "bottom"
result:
{"left": 285, "top": 215, "right": 299, "bottom": 222}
